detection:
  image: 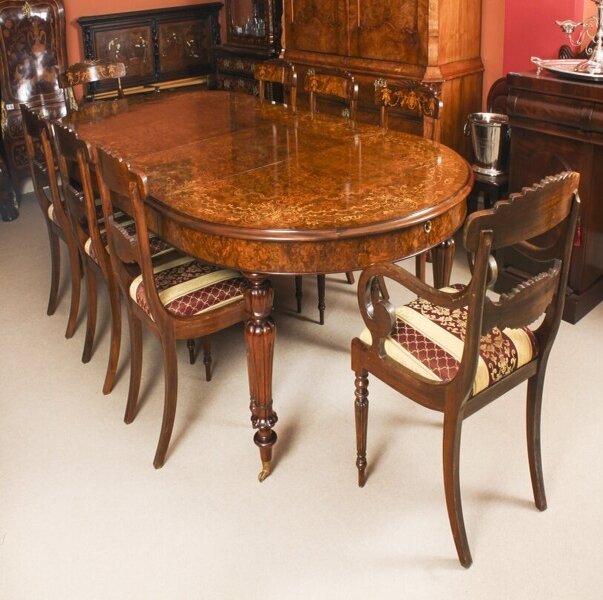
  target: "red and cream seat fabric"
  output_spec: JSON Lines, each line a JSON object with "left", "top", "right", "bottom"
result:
{"left": 129, "top": 255, "right": 246, "bottom": 320}
{"left": 84, "top": 216, "right": 172, "bottom": 264}
{"left": 359, "top": 286, "right": 538, "bottom": 396}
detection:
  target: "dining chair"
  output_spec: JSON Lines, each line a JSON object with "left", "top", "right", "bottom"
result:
{"left": 254, "top": 58, "right": 298, "bottom": 112}
{"left": 59, "top": 59, "right": 126, "bottom": 110}
{"left": 296, "top": 68, "right": 358, "bottom": 324}
{"left": 94, "top": 145, "right": 248, "bottom": 468}
{"left": 351, "top": 171, "right": 580, "bottom": 567}
{"left": 304, "top": 67, "right": 358, "bottom": 122}
{"left": 374, "top": 78, "right": 446, "bottom": 285}
{"left": 20, "top": 105, "right": 81, "bottom": 339}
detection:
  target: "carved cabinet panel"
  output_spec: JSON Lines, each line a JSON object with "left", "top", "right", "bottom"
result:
{"left": 287, "top": 0, "right": 346, "bottom": 55}
{"left": 0, "top": 0, "right": 68, "bottom": 196}
{"left": 353, "top": 0, "right": 421, "bottom": 65}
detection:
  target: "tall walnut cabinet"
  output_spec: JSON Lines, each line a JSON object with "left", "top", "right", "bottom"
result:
{"left": 283, "top": 0, "right": 483, "bottom": 157}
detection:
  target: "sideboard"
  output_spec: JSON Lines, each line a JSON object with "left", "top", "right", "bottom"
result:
{"left": 78, "top": 3, "right": 223, "bottom": 96}
{"left": 500, "top": 71, "right": 603, "bottom": 323}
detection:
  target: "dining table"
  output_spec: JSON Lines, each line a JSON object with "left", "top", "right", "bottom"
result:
{"left": 63, "top": 88, "right": 473, "bottom": 481}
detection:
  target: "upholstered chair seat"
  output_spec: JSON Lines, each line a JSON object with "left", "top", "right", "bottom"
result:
{"left": 83, "top": 217, "right": 172, "bottom": 264}
{"left": 359, "top": 285, "right": 538, "bottom": 397}
{"left": 129, "top": 256, "right": 245, "bottom": 320}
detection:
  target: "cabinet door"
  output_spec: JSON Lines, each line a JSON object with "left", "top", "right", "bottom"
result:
{"left": 286, "top": 0, "right": 347, "bottom": 56}
{"left": 351, "top": 0, "right": 422, "bottom": 65}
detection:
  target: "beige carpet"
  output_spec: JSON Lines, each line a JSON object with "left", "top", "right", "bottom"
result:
{"left": 1, "top": 197, "right": 602, "bottom": 599}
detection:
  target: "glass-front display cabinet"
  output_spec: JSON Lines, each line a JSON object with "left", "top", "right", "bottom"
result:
{"left": 216, "top": 0, "right": 282, "bottom": 95}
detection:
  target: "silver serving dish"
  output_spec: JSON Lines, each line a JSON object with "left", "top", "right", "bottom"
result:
{"left": 531, "top": 57, "right": 603, "bottom": 82}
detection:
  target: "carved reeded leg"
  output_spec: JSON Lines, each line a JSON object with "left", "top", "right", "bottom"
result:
{"left": 244, "top": 273, "right": 278, "bottom": 482}
{"left": 294, "top": 275, "right": 303, "bottom": 313}
{"left": 317, "top": 274, "right": 326, "bottom": 325}
{"left": 442, "top": 407, "right": 472, "bottom": 568}
{"left": 345, "top": 271, "right": 355, "bottom": 285}
{"left": 81, "top": 263, "right": 98, "bottom": 364}
{"left": 432, "top": 238, "right": 456, "bottom": 289}
{"left": 46, "top": 225, "right": 61, "bottom": 316}
{"left": 202, "top": 337, "right": 212, "bottom": 382}
{"left": 102, "top": 282, "right": 121, "bottom": 395}
{"left": 354, "top": 370, "right": 369, "bottom": 487}
{"left": 154, "top": 331, "right": 178, "bottom": 469}
{"left": 124, "top": 308, "right": 142, "bottom": 425}
{"left": 527, "top": 368, "right": 548, "bottom": 511}
{"left": 187, "top": 338, "right": 196, "bottom": 365}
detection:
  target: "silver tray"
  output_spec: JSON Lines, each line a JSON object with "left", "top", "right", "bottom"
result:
{"left": 531, "top": 57, "right": 603, "bottom": 82}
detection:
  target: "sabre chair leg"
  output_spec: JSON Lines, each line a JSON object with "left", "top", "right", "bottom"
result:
{"left": 187, "top": 338, "right": 196, "bottom": 364}
{"left": 442, "top": 407, "right": 472, "bottom": 568}
{"left": 65, "top": 240, "right": 82, "bottom": 339}
{"left": 346, "top": 271, "right": 355, "bottom": 285}
{"left": 102, "top": 281, "right": 121, "bottom": 395}
{"left": 46, "top": 225, "right": 60, "bottom": 316}
{"left": 317, "top": 274, "right": 326, "bottom": 325}
{"left": 295, "top": 275, "right": 303, "bottom": 313}
{"left": 202, "top": 337, "right": 212, "bottom": 382}
{"left": 153, "top": 332, "right": 178, "bottom": 469}
{"left": 415, "top": 252, "right": 427, "bottom": 283}
{"left": 81, "top": 263, "right": 98, "bottom": 364}
{"left": 355, "top": 370, "right": 369, "bottom": 487}
{"left": 124, "top": 309, "right": 142, "bottom": 425}
{"left": 527, "top": 367, "right": 548, "bottom": 511}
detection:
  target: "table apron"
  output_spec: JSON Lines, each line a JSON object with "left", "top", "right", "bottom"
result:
{"left": 147, "top": 201, "right": 467, "bottom": 275}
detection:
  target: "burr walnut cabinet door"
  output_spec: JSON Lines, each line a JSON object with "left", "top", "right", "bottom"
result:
{"left": 351, "top": 0, "right": 422, "bottom": 66}
{"left": 287, "top": 0, "right": 348, "bottom": 55}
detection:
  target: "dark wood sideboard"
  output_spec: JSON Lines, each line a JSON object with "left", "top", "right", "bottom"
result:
{"left": 78, "top": 3, "right": 222, "bottom": 97}
{"left": 500, "top": 71, "right": 603, "bottom": 323}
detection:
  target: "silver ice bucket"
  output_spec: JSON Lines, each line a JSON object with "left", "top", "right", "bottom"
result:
{"left": 464, "top": 112, "right": 510, "bottom": 176}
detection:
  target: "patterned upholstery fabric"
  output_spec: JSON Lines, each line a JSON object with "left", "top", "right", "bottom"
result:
{"left": 129, "top": 256, "right": 245, "bottom": 320}
{"left": 84, "top": 217, "right": 172, "bottom": 264}
{"left": 359, "top": 286, "right": 538, "bottom": 396}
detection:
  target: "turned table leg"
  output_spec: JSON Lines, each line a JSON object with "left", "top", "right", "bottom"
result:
{"left": 244, "top": 273, "right": 278, "bottom": 482}
{"left": 432, "top": 237, "right": 456, "bottom": 289}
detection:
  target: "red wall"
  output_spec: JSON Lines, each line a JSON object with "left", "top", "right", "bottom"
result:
{"left": 63, "top": 0, "right": 217, "bottom": 64}
{"left": 503, "top": 0, "right": 584, "bottom": 73}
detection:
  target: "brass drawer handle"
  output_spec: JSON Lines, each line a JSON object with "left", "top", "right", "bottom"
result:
{"left": 423, "top": 220, "right": 432, "bottom": 234}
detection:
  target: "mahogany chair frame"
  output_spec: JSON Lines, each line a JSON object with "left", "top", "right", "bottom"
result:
{"left": 254, "top": 59, "right": 298, "bottom": 112}
{"left": 304, "top": 67, "right": 359, "bottom": 122}
{"left": 52, "top": 122, "right": 121, "bottom": 394}
{"left": 20, "top": 105, "right": 81, "bottom": 339}
{"left": 352, "top": 171, "right": 580, "bottom": 567}
{"left": 296, "top": 68, "right": 358, "bottom": 323}
{"left": 94, "top": 146, "right": 247, "bottom": 468}
{"left": 374, "top": 78, "right": 449, "bottom": 285}
{"left": 59, "top": 59, "right": 127, "bottom": 110}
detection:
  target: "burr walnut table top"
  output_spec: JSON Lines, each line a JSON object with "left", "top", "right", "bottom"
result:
{"left": 63, "top": 89, "right": 472, "bottom": 275}
{"left": 62, "top": 88, "right": 472, "bottom": 480}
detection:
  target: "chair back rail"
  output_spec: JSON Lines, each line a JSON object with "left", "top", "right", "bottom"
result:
{"left": 304, "top": 68, "right": 358, "bottom": 121}
{"left": 254, "top": 59, "right": 298, "bottom": 111}
{"left": 95, "top": 146, "right": 171, "bottom": 327}
{"left": 20, "top": 106, "right": 67, "bottom": 229}
{"left": 59, "top": 60, "right": 127, "bottom": 107}
{"left": 374, "top": 79, "right": 443, "bottom": 140}
{"left": 463, "top": 172, "right": 580, "bottom": 253}
{"left": 52, "top": 123, "right": 102, "bottom": 258}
